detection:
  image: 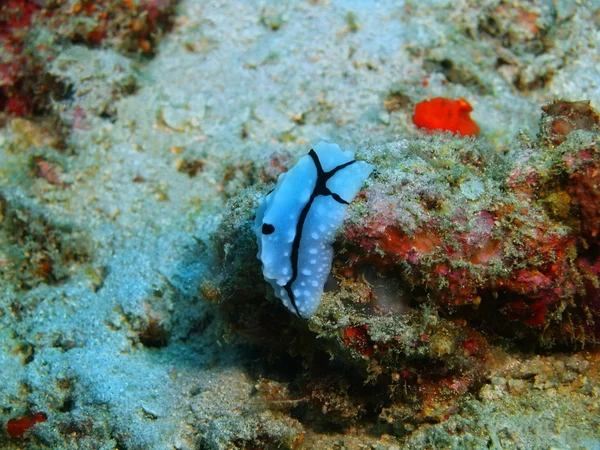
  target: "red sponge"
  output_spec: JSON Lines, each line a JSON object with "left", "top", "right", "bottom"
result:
{"left": 413, "top": 97, "right": 480, "bottom": 136}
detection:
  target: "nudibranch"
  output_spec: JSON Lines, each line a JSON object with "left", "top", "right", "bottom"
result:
{"left": 254, "top": 142, "right": 373, "bottom": 318}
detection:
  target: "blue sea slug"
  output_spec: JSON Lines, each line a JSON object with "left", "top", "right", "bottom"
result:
{"left": 254, "top": 142, "right": 373, "bottom": 318}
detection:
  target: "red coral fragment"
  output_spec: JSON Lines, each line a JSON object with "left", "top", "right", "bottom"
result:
{"left": 346, "top": 199, "right": 578, "bottom": 325}
{"left": 6, "top": 96, "right": 30, "bottom": 115}
{"left": 381, "top": 226, "right": 442, "bottom": 264}
{"left": 343, "top": 325, "right": 372, "bottom": 356}
{"left": 576, "top": 256, "right": 600, "bottom": 338}
{"left": 0, "top": 0, "right": 42, "bottom": 116}
{"left": 503, "top": 298, "right": 548, "bottom": 327}
{"left": 462, "top": 338, "right": 479, "bottom": 356}
{"left": 567, "top": 159, "right": 600, "bottom": 239}
{"left": 0, "top": 0, "right": 39, "bottom": 31}
{"left": 413, "top": 97, "right": 480, "bottom": 136}
{"left": 7, "top": 412, "right": 47, "bottom": 438}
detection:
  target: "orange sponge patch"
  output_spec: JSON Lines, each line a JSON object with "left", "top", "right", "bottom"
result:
{"left": 413, "top": 97, "right": 480, "bottom": 136}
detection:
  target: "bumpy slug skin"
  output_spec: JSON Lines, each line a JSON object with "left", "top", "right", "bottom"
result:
{"left": 254, "top": 142, "right": 373, "bottom": 318}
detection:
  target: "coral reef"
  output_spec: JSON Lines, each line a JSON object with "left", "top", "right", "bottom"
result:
{"left": 0, "top": 0, "right": 51, "bottom": 116}
{"left": 0, "top": 0, "right": 177, "bottom": 117}
{"left": 342, "top": 100, "right": 600, "bottom": 343}
{"left": 1, "top": 0, "right": 599, "bottom": 448}
{"left": 43, "top": 0, "right": 177, "bottom": 54}
{"left": 214, "top": 100, "right": 600, "bottom": 445}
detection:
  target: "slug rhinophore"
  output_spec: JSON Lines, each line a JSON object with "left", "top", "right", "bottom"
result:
{"left": 254, "top": 142, "right": 374, "bottom": 318}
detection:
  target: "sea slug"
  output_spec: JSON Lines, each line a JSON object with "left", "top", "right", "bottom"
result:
{"left": 254, "top": 142, "right": 373, "bottom": 318}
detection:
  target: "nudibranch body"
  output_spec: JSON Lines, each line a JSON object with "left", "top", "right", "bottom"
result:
{"left": 254, "top": 142, "right": 373, "bottom": 318}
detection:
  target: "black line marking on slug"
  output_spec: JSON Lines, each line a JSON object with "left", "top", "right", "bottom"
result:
{"left": 283, "top": 149, "right": 356, "bottom": 317}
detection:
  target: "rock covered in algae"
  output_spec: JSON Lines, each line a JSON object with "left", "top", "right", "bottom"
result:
{"left": 212, "top": 101, "right": 600, "bottom": 446}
